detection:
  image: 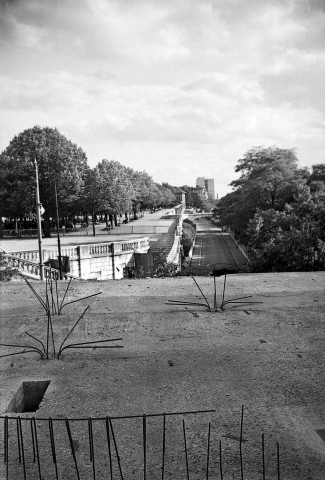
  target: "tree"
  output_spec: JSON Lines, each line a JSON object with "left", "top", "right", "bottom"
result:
{"left": 310, "top": 164, "right": 325, "bottom": 183}
{"left": 97, "top": 160, "right": 135, "bottom": 223}
{"left": 0, "top": 126, "right": 88, "bottom": 236}
{"left": 231, "top": 146, "right": 304, "bottom": 209}
{"left": 218, "top": 146, "right": 307, "bottom": 242}
{"left": 82, "top": 167, "right": 105, "bottom": 236}
{"left": 247, "top": 185, "right": 325, "bottom": 272}
{"left": 180, "top": 186, "right": 204, "bottom": 209}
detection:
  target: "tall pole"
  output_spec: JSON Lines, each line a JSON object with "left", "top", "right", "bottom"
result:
{"left": 34, "top": 159, "right": 44, "bottom": 280}
{"left": 54, "top": 180, "right": 63, "bottom": 280}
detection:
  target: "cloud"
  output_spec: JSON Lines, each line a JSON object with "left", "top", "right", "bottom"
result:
{"left": 0, "top": 0, "right": 324, "bottom": 197}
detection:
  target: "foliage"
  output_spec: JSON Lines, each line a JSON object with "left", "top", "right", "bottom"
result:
{"left": 182, "top": 219, "right": 196, "bottom": 257}
{"left": 0, "top": 253, "right": 18, "bottom": 281}
{"left": 247, "top": 186, "right": 325, "bottom": 272}
{"left": 180, "top": 185, "right": 205, "bottom": 209}
{"left": 218, "top": 146, "right": 308, "bottom": 243}
{"left": 133, "top": 251, "right": 178, "bottom": 278}
{"left": 1, "top": 126, "right": 178, "bottom": 237}
{"left": 0, "top": 126, "right": 88, "bottom": 236}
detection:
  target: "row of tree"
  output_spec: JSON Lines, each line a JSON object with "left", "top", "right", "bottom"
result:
{"left": 216, "top": 147, "right": 325, "bottom": 271}
{"left": 0, "top": 126, "right": 177, "bottom": 237}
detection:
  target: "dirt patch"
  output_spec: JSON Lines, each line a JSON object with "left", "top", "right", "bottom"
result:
{"left": 0, "top": 272, "right": 325, "bottom": 479}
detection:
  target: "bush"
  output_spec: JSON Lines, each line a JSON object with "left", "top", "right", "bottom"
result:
{"left": 0, "top": 253, "right": 18, "bottom": 281}
{"left": 182, "top": 219, "right": 196, "bottom": 257}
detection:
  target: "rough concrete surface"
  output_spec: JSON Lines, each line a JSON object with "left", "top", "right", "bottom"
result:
{"left": 0, "top": 272, "right": 325, "bottom": 479}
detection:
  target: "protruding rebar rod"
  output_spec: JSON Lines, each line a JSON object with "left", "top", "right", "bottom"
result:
{"left": 49, "top": 417, "right": 59, "bottom": 480}
{"left": 49, "top": 312, "right": 56, "bottom": 355}
{"left": 60, "top": 292, "right": 102, "bottom": 312}
{"left": 0, "top": 343, "right": 44, "bottom": 357}
{"left": 206, "top": 423, "right": 211, "bottom": 480}
{"left": 55, "top": 277, "right": 59, "bottom": 314}
{"left": 143, "top": 414, "right": 147, "bottom": 480}
{"left": 30, "top": 417, "right": 36, "bottom": 463}
{"left": 105, "top": 417, "right": 113, "bottom": 480}
{"left": 20, "top": 273, "right": 47, "bottom": 311}
{"left": 240, "top": 405, "right": 244, "bottom": 480}
{"left": 65, "top": 418, "right": 80, "bottom": 480}
{"left": 59, "top": 277, "right": 72, "bottom": 314}
{"left": 109, "top": 418, "right": 124, "bottom": 480}
{"left": 167, "top": 300, "right": 211, "bottom": 309}
{"left": 277, "top": 442, "right": 280, "bottom": 480}
{"left": 50, "top": 273, "right": 56, "bottom": 315}
{"left": 88, "top": 417, "right": 96, "bottom": 480}
{"left": 58, "top": 306, "right": 89, "bottom": 356}
{"left": 182, "top": 420, "right": 190, "bottom": 480}
{"left": 58, "top": 339, "right": 123, "bottom": 357}
{"left": 219, "top": 440, "right": 223, "bottom": 480}
{"left": 4, "top": 416, "right": 9, "bottom": 480}
{"left": 32, "top": 417, "right": 42, "bottom": 480}
{"left": 222, "top": 296, "right": 255, "bottom": 305}
{"left": 220, "top": 275, "right": 227, "bottom": 309}
{"left": 262, "top": 434, "right": 265, "bottom": 480}
{"left": 3, "top": 416, "right": 9, "bottom": 463}
{"left": 18, "top": 417, "right": 27, "bottom": 480}
{"left": 4, "top": 416, "right": 8, "bottom": 462}
{"left": 25, "top": 331, "right": 46, "bottom": 356}
{"left": 191, "top": 276, "right": 211, "bottom": 311}
{"left": 46, "top": 310, "right": 50, "bottom": 359}
{"left": 16, "top": 417, "right": 21, "bottom": 463}
{"left": 60, "top": 338, "right": 123, "bottom": 349}
{"left": 161, "top": 413, "right": 166, "bottom": 480}
{"left": 0, "top": 349, "right": 44, "bottom": 359}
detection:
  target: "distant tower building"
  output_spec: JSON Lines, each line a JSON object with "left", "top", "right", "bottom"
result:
{"left": 205, "top": 178, "right": 215, "bottom": 200}
{"left": 196, "top": 177, "right": 205, "bottom": 189}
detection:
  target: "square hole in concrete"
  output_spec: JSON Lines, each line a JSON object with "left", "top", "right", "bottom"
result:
{"left": 7, "top": 380, "right": 51, "bottom": 413}
{"left": 316, "top": 429, "right": 325, "bottom": 443}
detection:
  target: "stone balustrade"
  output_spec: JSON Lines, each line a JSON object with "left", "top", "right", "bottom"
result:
{"left": 3, "top": 253, "right": 41, "bottom": 278}
{"left": 8, "top": 237, "right": 150, "bottom": 280}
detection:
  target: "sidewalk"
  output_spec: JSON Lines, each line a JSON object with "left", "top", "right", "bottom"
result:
{"left": 0, "top": 209, "right": 177, "bottom": 253}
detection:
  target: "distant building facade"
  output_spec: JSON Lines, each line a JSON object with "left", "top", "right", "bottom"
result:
{"left": 174, "top": 187, "right": 186, "bottom": 206}
{"left": 195, "top": 177, "right": 215, "bottom": 200}
{"left": 196, "top": 177, "right": 206, "bottom": 190}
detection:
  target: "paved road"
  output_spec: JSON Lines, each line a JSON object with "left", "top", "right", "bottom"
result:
{"left": 191, "top": 216, "right": 247, "bottom": 269}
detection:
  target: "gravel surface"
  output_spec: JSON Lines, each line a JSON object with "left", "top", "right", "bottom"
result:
{"left": 0, "top": 272, "right": 325, "bottom": 479}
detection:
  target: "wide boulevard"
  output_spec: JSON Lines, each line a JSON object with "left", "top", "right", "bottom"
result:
{"left": 190, "top": 216, "right": 247, "bottom": 270}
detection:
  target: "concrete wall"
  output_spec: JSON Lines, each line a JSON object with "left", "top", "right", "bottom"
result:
{"left": 6, "top": 381, "right": 51, "bottom": 413}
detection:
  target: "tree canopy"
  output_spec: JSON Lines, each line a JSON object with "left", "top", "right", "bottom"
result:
{"left": 217, "top": 145, "right": 325, "bottom": 271}
{"left": 0, "top": 126, "right": 178, "bottom": 237}
{"left": 0, "top": 126, "right": 88, "bottom": 235}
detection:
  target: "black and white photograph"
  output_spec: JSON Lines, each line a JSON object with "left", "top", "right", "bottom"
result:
{"left": 0, "top": 0, "right": 325, "bottom": 478}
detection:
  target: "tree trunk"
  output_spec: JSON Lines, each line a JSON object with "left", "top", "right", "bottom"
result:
{"left": 109, "top": 213, "right": 113, "bottom": 227}
{"left": 43, "top": 212, "right": 51, "bottom": 238}
{"left": 114, "top": 214, "right": 118, "bottom": 227}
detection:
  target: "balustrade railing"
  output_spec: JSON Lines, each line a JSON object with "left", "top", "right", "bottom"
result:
{"left": 89, "top": 243, "right": 113, "bottom": 255}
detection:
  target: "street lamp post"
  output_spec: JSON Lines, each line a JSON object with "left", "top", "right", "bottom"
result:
{"left": 54, "top": 180, "right": 63, "bottom": 280}
{"left": 34, "top": 159, "right": 44, "bottom": 280}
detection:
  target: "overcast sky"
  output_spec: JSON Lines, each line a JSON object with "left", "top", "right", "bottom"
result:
{"left": 1, "top": 0, "right": 324, "bottom": 197}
